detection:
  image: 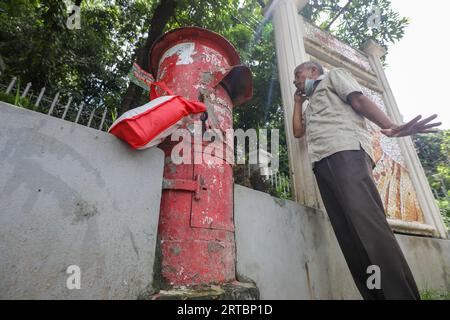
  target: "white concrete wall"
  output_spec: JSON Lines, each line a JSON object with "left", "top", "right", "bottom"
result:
{"left": 0, "top": 102, "right": 164, "bottom": 299}
{"left": 1, "top": 101, "right": 448, "bottom": 300}
{"left": 234, "top": 184, "right": 450, "bottom": 299}
{"left": 397, "top": 235, "right": 450, "bottom": 294}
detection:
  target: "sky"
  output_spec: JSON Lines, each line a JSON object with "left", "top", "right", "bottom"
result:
{"left": 384, "top": 0, "right": 450, "bottom": 129}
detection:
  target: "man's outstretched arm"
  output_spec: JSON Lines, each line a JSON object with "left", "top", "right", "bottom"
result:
{"left": 347, "top": 92, "right": 441, "bottom": 137}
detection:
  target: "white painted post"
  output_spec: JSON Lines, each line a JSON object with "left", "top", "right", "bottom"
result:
{"left": 75, "top": 102, "right": 85, "bottom": 123}
{"left": 75, "top": 101, "right": 84, "bottom": 123}
{"left": 362, "top": 40, "right": 448, "bottom": 239}
{"left": 21, "top": 82, "right": 32, "bottom": 98}
{"left": 35, "top": 87, "right": 46, "bottom": 107}
{"left": 271, "top": 0, "right": 321, "bottom": 207}
{"left": 62, "top": 96, "right": 73, "bottom": 120}
{"left": 48, "top": 92, "right": 60, "bottom": 116}
{"left": 6, "top": 77, "right": 16, "bottom": 94}
{"left": 87, "top": 108, "right": 95, "bottom": 127}
{"left": 275, "top": 172, "right": 278, "bottom": 190}
{"left": 99, "top": 108, "right": 108, "bottom": 130}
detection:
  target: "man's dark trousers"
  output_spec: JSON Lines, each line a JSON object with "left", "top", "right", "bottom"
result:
{"left": 313, "top": 147, "right": 421, "bottom": 300}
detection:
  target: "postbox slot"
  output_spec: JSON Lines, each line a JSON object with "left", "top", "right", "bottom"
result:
{"left": 162, "top": 175, "right": 203, "bottom": 200}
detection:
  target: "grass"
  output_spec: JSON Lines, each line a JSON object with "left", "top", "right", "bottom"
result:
{"left": 420, "top": 289, "right": 450, "bottom": 300}
{"left": 0, "top": 89, "right": 34, "bottom": 110}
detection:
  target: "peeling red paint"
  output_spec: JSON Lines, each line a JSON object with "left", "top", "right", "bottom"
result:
{"left": 150, "top": 27, "right": 253, "bottom": 286}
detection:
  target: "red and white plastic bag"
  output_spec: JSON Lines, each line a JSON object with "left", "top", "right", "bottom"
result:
{"left": 108, "top": 82, "right": 206, "bottom": 149}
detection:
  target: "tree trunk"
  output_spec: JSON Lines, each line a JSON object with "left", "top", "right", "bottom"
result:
{"left": 119, "top": 0, "right": 178, "bottom": 115}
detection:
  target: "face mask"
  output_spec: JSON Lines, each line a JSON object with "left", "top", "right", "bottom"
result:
{"left": 304, "top": 78, "right": 316, "bottom": 97}
{"left": 304, "top": 74, "right": 325, "bottom": 97}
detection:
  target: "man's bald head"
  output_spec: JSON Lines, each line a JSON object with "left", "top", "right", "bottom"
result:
{"left": 293, "top": 61, "right": 324, "bottom": 93}
{"left": 294, "top": 61, "right": 324, "bottom": 77}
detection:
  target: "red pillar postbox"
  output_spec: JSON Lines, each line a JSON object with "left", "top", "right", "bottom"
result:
{"left": 150, "top": 27, "right": 253, "bottom": 286}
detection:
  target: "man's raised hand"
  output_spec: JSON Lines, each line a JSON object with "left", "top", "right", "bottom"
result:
{"left": 380, "top": 114, "right": 442, "bottom": 137}
{"left": 294, "top": 89, "right": 305, "bottom": 103}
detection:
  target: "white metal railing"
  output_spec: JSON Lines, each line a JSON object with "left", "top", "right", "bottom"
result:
{"left": 267, "top": 171, "right": 291, "bottom": 195}
{"left": 1, "top": 76, "right": 112, "bottom": 131}
{"left": 243, "top": 162, "right": 291, "bottom": 196}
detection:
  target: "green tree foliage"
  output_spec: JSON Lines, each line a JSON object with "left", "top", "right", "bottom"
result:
{"left": 301, "top": 0, "right": 409, "bottom": 53}
{"left": 0, "top": 0, "right": 412, "bottom": 200}
{"left": 0, "top": 0, "right": 155, "bottom": 109}
{"left": 413, "top": 131, "right": 450, "bottom": 228}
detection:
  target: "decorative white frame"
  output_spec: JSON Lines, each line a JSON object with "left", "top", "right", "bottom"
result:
{"left": 270, "top": 0, "right": 448, "bottom": 238}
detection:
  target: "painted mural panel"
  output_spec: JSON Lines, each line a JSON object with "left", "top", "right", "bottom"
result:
{"left": 362, "top": 87, "right": 425, "bottom": 223}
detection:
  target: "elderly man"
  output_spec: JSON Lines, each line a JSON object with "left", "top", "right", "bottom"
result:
{"left": 292, "top": 61, "right": 441, "bottom": 300}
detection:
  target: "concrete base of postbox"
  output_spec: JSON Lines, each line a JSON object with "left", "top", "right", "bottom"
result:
{"left": 149, "top": 281, "right": 259, "bottom": 300}
{"left": 145, "top": 232, "right": 260, "bottom": 300}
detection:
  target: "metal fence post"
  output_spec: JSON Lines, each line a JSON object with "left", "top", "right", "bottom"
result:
{"left": 21, "top": 82, "right": 32, "bottom": 98}
{"left": 61, "top": 96, "right": 73, "bottom": 120}
{"left": 6, "top": 77, "right": 16, "bottom": 94}
{"left": 47, "top": 92, "right": 60, "bottom": 115}
{"left": 35, "top": 87, "right": 46, "bottom": 107}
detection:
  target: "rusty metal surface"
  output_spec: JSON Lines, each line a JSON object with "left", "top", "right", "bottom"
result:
{"left": 150, "top": 26, "right": 252, "bottom": 108}
{"left": 191, "top": 156, "right": 234, "bottom": 231}
{"left": 151, "top": 27, "right": 253, "bottom": 286}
